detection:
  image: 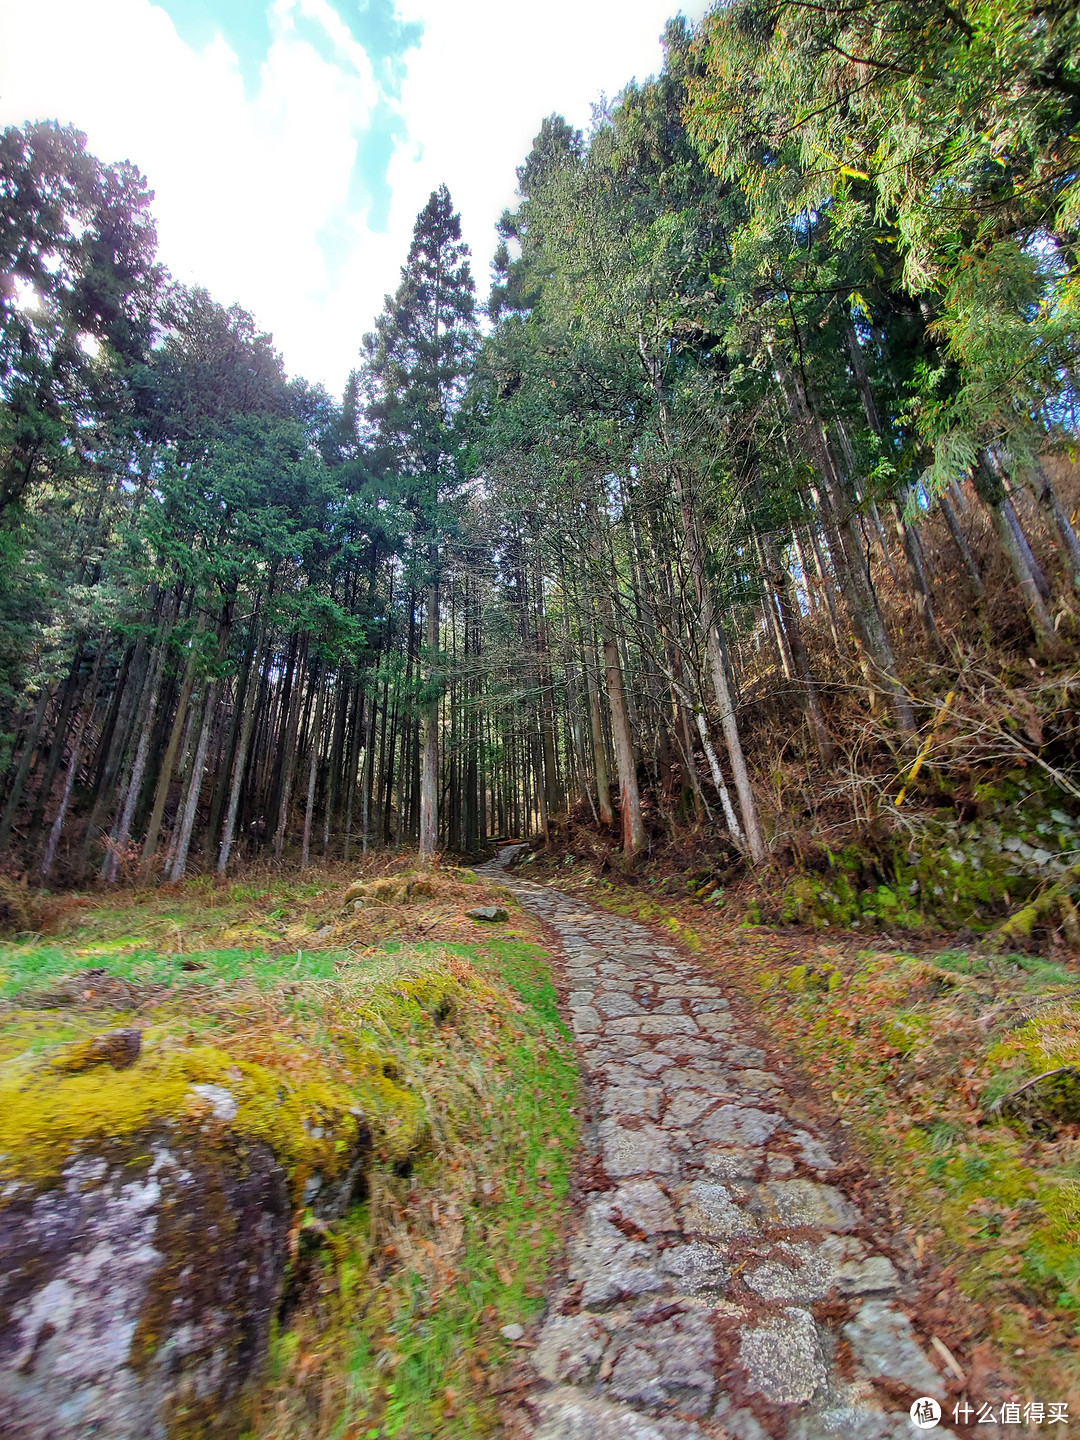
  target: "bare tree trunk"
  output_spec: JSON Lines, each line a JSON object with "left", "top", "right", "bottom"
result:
{"left": 140, "top": 616, "right": 205, "bottom": 876}
{"left": 973, "top": 453, "right": 1064, "bottom": 656}
{"left": 167, "top": 680, "right": 219, "bottom": 883}
{"left": 301, "top": 675, "right": 326, "bottom": 868}
{"left": 772, "top": 344, "right": 914, "bottom": 731}
{"left": 217, "top": 632, "right": 267, "bottom": 876}
{"left": 895, "top": 492, "right": 948, "bottom": 655}
{"left": 104, "top": 636, "right": 168, "bottom": 882}
{"left": 584, "top": 628, "right": 613, "bottom": 826}
{"left": 1031, "top": 460, "right": 1080, "bottom": 594}
{"left": 419, "top": 572, "right": 439, "bottom": 861}
{"left": 40, "top": 651, "right": 104, "bottom": 882}
{"left": 761, "top": 534, "right": 835, "bottom": 765}
{"left": 939, "top": 493, "right": 984, "bottom": 597}
{"left": 601, "top": 607, "right": 646, "bottom": 858}
{"left": 272, "top": 638, "right": 308, "bottom": 862}
{"left": 0, "top": 685, "right": 52, "bottom": 851}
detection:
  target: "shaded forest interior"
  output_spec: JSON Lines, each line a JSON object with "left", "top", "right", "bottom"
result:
{"left": 2, "top": 2, "right": 1080, "bottom": 948}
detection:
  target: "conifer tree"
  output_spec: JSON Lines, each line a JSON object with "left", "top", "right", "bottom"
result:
{"left": 356, "top": 186, "right": 477, "bottom": 861}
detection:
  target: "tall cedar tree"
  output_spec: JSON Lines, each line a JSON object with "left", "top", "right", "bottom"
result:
{"left": 356, "top": 186, "right": 477, "bottom": 860}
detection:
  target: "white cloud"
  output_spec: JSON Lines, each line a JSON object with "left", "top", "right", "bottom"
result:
{"left": 0, "top": 0, "right": 705, "bottom": 393}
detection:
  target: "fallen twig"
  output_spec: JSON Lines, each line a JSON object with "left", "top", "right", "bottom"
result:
{"left": 988, "top": 1065, "right": 1079, "bottom": 1115}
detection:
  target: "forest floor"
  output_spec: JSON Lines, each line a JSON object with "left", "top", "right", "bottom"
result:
{"left": 0, "top": 856, "right": 580, "bottom": 1439}
{"left": 5, "top": 847, "right": 1080, "bottom": 1437}
{"left": 504, "top": 843, "right": 1080, "bottom": 1438}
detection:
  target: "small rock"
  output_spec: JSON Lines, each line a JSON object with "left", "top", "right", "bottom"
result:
{"left": 500, "top": 1323, "right": 525, "bottom": 1341}
{"left": 50, "top": 1028, "right": 142, "bottom": 1073}
{"left": 190, "top": 1083, "right": 239, "bottom": 1122}
{"left": 466, "top": 906, "right": 509, "bottom": 921}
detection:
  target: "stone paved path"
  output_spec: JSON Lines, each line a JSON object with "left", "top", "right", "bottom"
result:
{"left": 479, "top": 849, "right": 956, "bottom": 1440}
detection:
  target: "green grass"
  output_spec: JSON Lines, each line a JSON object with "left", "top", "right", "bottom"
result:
{"left": 0, "top": 938, "right": 356, "bottom": 999}
{"left": 247, "top": 929, "right": 580, "bottom": 1440}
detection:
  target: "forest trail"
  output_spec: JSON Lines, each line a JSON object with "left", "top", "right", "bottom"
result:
{"left": 480, "top": 848, "right": 956, "bottom": 1440}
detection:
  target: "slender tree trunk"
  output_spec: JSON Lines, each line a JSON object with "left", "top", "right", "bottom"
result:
{"left": 26, "top": 648, "right": 85, "bottom": 853}
{"left": 272, "top": 637, "right": 308, "bottom": 862}
{"left": 940, "top": 493, "right": 984, "bottom": 596}
{"left": 419, "top": 571, "right": 439, "bottom": 861}
{"left": 141, "top": 616, "right": 205, "bottom": 876}
{"left": 773, "top": 345, "right": 914, "bottom": 731}
{"left": 0, "top": 686, "right": 51, "bottom": 851}
{"left": 895, "top": 492, "right": 948, "bottom": 655}
{"left": 217, "top": 632, "right": 267, "bottom": 876}
{"left": 40, "top": 651, "right": 104, "bottom": 882}
{"left": 301, "top": 674, "right": 326, "bottom": 868}
{"left": 973, "top": 453, "right": 1064, "bottom": 656}
{"left": 104, "top": 635, "right": 169, "bottom": 882}
{"left": 600, "top": 598, "right": 645, "bottom": 858}
{"left": 761, "top": 534, "right": 835, "bottom": 765}
{"left": 584, "top": 627, "right": 613, "bottom": 826}
{"left": 167, "top": 680, "right": 220, "bottom": 883}
{"left": 1031, "top": 460, "right": 1080, "bottom": 594}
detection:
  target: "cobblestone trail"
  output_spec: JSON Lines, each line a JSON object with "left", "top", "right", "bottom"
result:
{"left": 479, "top": 850, "right": 952, "bottom": 1440}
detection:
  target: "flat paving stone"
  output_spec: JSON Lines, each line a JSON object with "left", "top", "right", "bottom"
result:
{"left": 842, "top": 1300, "right": 946, "bottom": 1399}
{"left": 699, "top": 1103, "right": 785, "bottom": 1146}
{"left": 663, "top": 1088, "right": 719, "bottom": 1128}
{"left": 476, "top": 851, "right": 936, "bottom": 1440}
{"left": 677, "top": 1180, "right": 759, "bottom": 1240}
{"left": 599, "top": 1119, "right": 679, "bottom": 1178}
{"left": 752, "top": 1178, "right": 860, "bottom": 1233}
{"left": 601, "top": 1086, "right": 663, "bottom": 1120}
{"left": 738, "top": 1306, "right": 827, "bottom": 1404}
{"left": 610, "top": 1179, "right": 678, "bottom": 1233}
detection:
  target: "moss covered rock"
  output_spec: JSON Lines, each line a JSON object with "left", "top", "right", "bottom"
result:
{"left": 0, "top": 1020, "right": 372, "bottom": 1439}
{"left": 0, "top": 1134, "right": 289, "bottom": 1440}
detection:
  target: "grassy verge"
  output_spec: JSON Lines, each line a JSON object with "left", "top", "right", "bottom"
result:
{"left": 538, "top": 864, "right": 1080, "bottom": 1409}
{"left": 0, "top": 862, "right": 580, "bottom": 1439}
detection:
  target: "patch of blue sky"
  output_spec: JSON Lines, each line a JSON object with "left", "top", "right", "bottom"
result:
{"left": 349, "top": 102, "right": 404, "bottom": 232}
{"left": 156, "top": 0, "right": 421, "bottom": 261}
{"left": 335, "top": 0, "right": 421, "bottom": 95}
{"left": 155, "top": 0, "right": 273, "bottom": 91}
{"left": 157, "top": 0, "right": 420, "bottom": 94}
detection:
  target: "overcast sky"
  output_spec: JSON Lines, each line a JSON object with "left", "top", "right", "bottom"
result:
{"left": 0, "top": 0, "right": 705, "bottom": 394}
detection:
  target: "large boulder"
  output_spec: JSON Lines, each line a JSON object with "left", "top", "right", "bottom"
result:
{"left": 0, "top": 1134, "right": 290, "bottom": 1440}
{"left": 0, "top": 1028, "right": 373, "bottom": 1439}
